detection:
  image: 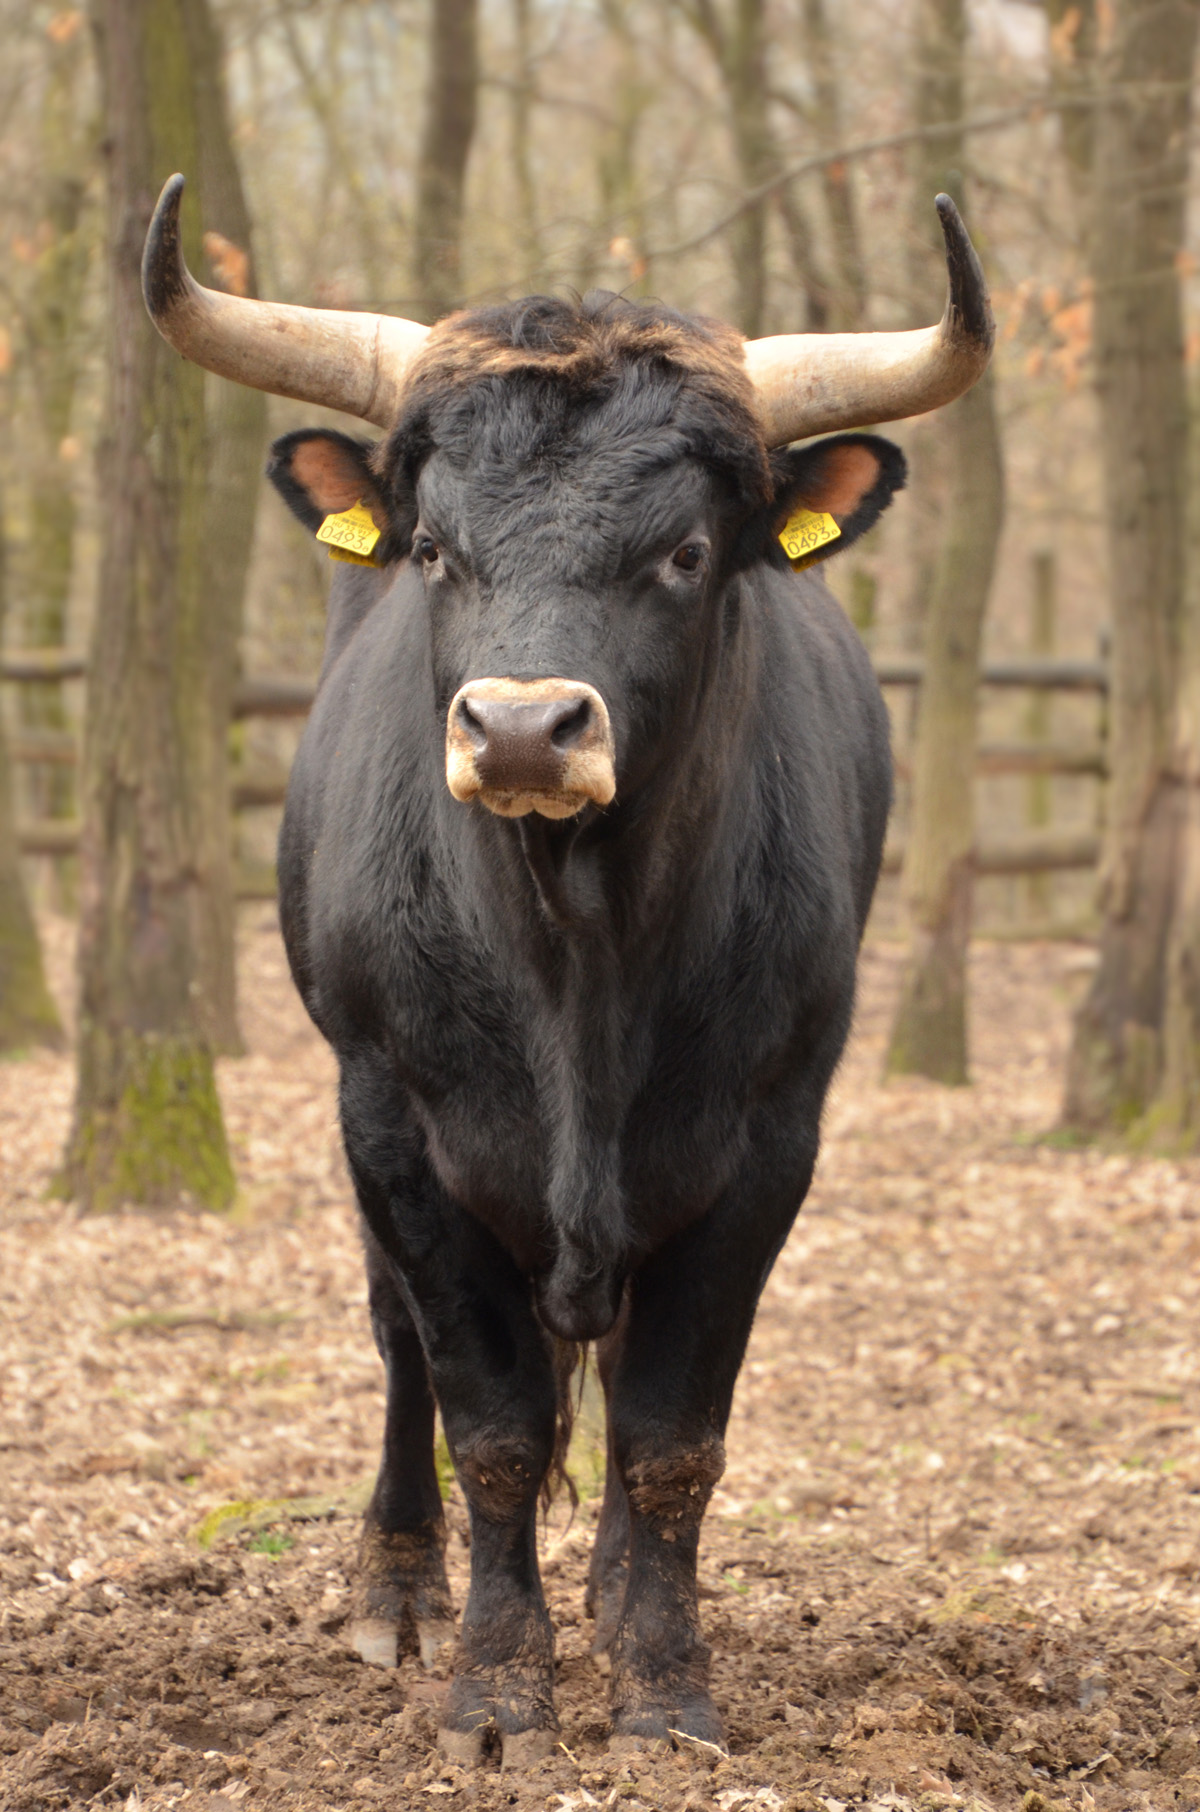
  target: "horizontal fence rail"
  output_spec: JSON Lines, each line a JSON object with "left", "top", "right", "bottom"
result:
{"left": 1, "top": 647, "right": 1111, "bottom": 886}
{"left": 874, "top": 656, "right": 1109, "bottom": 692}
{"left": 880, "top": 832, "right": 1100, "bottom": 877}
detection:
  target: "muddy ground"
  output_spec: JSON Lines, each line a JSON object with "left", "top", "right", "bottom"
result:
{"left": 3, "top": 913, "right": 1200, "bottom": 1812}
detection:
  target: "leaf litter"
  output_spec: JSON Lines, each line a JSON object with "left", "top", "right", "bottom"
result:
{"left": 2, "top": 912, "right": 1199, "bottom": 1810}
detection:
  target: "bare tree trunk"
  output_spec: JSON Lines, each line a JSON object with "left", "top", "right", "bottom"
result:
{"left": 412, "top": 0, "right": 479, "bottom": 320}
{"left": 508, "top": 0, "right": 542, "bottom": 290}
{"left": 886, "top": 0, "right": 1006, "bottom": 1083}
{"left": 724, "top": 0, "right": 772, "bottom": 335}
{"left": 895, "top": 0, "right": 966, "bottom": 663}
{"left": 180, "top": 0, "right": 265, "bottom": 1055}
{"left": 276, "top": 11, "right": 390, "bottom": 305}
{"left": 1046, "top": 0, "right": 1097, "bottom": 196}
{"left": 20, "top": 16, "right": 93, "bottom": 902}
{"left": 1062, "top": 0, "right": 1199, "bottom": 1132}
{"left": 801, "top": 0, "right": 864, "bottom": 329}
{"left": 673, "top": 0, "right": 775, "bottom": 334}
{"left": 0, "top": 474, "right": 63, "bottom": 1052}
{"left": 886, "top": 370, "right": 1005, "bottom": 1082}
{"left": 61, "top": 0, "right": 235, "bottom": 1212}
{"left": 589, "top": 0, "right": 653, "bottom": 297}
{"left": 1155, "top": 381, "right": 1200, "bottom": 1140}
{"left": 774, "top": 181, "right": 833, "bottom": 332}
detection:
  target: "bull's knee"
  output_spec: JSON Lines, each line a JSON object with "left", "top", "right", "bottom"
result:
{"left": 451, "top": 1429, "right": 551, "bottom": 1522}
{"left": 621, "top": 1434, "right": 725, "bottom": 1538}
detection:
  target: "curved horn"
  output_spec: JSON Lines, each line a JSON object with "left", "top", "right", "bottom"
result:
{"left": 743, "top": 194, "right": 993, "bottom": 446}
{"left": 142, "top": 174, "right": 429, "bottom": 427}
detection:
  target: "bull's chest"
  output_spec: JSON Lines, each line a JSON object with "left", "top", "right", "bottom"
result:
{"left": 382, "top": 934, "right": 759, "bottom": 1254}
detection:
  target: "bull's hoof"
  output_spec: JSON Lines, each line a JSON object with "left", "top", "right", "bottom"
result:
{"left": 439, "top": 1723, "right": 487, "bottom": 1766}
{"left": 350, "top": 1522, "right": 453, "bottom": 1669}
{"left": 501, "top": 1727, "right": 557, "bottom": 1769}
{"left": 349, "top": 1615, "right": 399, "bottom": 1670}
{"left": 610, "top": 1691, "right": 726, "bottom": 1753}
{"left": 436, "top": 1720, "right": 557, "bottom": 1770}
{"left": 440, "top": 1671, "right": 558, "bottom": 1768}
{"left": 607, "top": 1732, "right": 670, "bottom": 1760}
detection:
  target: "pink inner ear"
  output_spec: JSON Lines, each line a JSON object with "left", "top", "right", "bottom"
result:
{"left": 800, "top": 443, "right": 880, "bottom": 518}
{"left": 290, "top": 439, "right": 382, "bottom": 520}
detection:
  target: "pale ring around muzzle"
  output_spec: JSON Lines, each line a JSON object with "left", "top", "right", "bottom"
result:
{"left": 445, "top": 678, "right": 617, "bottom": 820}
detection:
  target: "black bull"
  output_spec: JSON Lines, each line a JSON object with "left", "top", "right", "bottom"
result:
{"left": 140, "top": 182, "right": 993, "bottom": 1763}
{"left": 272, "top": 305, "right": 895, "bottom": 1760}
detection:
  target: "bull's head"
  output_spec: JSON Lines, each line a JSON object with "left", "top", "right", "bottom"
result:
{"left": 142, "top": 177, "right": 991, "bottom": 831}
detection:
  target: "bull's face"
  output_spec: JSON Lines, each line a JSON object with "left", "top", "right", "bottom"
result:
{"left": 412, "top": 419, "right": 757, "bottom": 822}
{"left": 268, "top": 304, "right": 905, "bottom": 827}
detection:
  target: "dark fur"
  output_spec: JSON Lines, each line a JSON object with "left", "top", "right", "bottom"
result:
{"left": 268, "top": 292, "right": 899, "bottom": 1749}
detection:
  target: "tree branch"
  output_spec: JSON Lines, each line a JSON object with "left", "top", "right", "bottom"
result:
{"left": 648, "top": 91, "right": 1115, "bottom": 263}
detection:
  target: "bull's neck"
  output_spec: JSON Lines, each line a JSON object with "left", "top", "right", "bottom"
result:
{"left": 508, "top": 582, "right": 762, "bottom": 946}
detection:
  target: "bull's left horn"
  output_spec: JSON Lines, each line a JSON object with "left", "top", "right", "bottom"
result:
{"left": 141, "top": 174, "right": 429, "bottom": 427}
{"left": 744, "top": 194, "right": 993, "bottom": 446}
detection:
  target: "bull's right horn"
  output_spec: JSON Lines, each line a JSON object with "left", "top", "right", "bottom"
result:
{"left": 744, "top": 194, "right": 994, "bottom": 446}
{"left": 141, "top": 174, "right": 429, "bottom": 428}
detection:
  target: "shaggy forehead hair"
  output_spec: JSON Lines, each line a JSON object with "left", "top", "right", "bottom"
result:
{"left": 375, "top": 291, "right": 774, "bottom": 509}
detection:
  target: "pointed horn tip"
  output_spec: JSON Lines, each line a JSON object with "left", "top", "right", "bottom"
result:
{"left": 142, "top": 174, "right": 190, "bottom": 322}
{"left": 934, "top": 191, "right": 961, "bottom": 229}
{"left": 933, "top": 192, "right": 994, "bottom": 354}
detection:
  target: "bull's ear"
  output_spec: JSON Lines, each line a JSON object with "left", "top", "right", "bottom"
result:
{"left": 739, "top": 432, "right": 906, "bottom": 571}
{"left": 267, "top": 428, "right": 405, "bottom": 564}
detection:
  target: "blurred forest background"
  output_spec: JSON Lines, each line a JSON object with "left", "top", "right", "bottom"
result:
{"left": 0, "top": 0, "right": 1197, "bottom": 1210}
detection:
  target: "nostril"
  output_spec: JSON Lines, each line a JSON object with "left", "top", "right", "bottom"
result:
{"left": 550, "top": 698, "right": 590, "bottom": 750}
{"left": 457, "top": 697, "right": 488, "bottom": 751}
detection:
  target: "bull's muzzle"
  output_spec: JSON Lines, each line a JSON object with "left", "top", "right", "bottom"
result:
{"left": 445, "top": 678, "right": 616, "bottom": 820}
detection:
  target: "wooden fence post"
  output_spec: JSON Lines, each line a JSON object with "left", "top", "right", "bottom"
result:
{"left": 1026, "top": 549, "right": 1056, "bottom": 921}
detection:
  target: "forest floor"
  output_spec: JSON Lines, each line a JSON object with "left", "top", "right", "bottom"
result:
{"left": 3, "top": 911, "right": 1200, "bottom": 1812}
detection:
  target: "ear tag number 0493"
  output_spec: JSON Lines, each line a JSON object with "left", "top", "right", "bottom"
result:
{"left": 778, "top": 506, "right": 841, "bottom": 572}
{"left": 316, "top": 499, "right": 382, "bottom": 566}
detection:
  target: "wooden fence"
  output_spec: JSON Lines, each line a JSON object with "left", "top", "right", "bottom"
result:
{"left": 2, "top": 648, "right": 1110, "bottom": 884}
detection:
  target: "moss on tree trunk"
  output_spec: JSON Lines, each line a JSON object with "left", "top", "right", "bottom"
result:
{"left": 66, "top": 1030, "right": 231, "bottom": 1211}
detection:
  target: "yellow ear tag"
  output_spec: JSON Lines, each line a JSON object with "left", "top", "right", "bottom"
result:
{"left": 779, "top": 506, "right": 841, "bottom": 571}
{"left": 316, "top": 499, "right": 382, "bottom": 566}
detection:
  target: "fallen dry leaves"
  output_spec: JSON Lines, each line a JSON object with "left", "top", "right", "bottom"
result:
{"left": 2, "top": 915, "right": 1199, "bottom": 1811}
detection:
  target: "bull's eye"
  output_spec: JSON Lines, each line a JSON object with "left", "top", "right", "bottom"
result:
{"left": 672, "top": 542, "right": 706, "bottom": 573}
{"left": 414, "top": 533, "right": 440, "bottom": 565}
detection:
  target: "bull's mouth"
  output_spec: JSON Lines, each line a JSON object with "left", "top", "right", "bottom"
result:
{"left": 470, "top": 785, "right": 598, "bottom": 821}
{"left": 445, "top": 678, "right": 617, "bottom": 820}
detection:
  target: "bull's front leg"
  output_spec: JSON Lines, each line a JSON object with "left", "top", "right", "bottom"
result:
{"left": 377, "top": 1240, "right": 559, "bottom": 1765}
{"left": 603, "top": 1150, "right": 814, "bottom": 1751}
{"left": 342, "top": 1083, "right": 560, "bottom": 1765}
{"left": 349, "top": 1224, "right": 454, "bottom": 1672}
{"left": 437, "top": 1402, "right": 558, "bottom": 1766}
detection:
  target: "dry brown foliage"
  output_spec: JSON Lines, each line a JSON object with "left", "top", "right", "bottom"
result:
{"left": 3, "top": 915, "right": 1199, "bottom": 1810}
